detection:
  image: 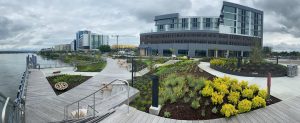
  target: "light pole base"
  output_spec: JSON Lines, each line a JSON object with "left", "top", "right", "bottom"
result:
{"left": 149, "top": 105, "right": 161, "bottom": 116}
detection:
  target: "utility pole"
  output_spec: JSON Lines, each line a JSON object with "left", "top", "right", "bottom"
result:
{"left": 131, "top": 56, "right": 134, "bottom": 87}
{"left": 116, "top": 35, "right": 119, "bottom": 52}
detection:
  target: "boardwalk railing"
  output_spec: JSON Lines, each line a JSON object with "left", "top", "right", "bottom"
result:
{"left": 36, "top": 63, "right": 73, "bottom": 69}
{"left": 63, "top": 79, "right": 130, "bottom": 121}
{"left": 0, "top": 55, "right": 35, "bottom": 123}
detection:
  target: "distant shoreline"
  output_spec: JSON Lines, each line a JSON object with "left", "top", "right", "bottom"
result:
{"left": 0, "top": 51, "right": 37, "bottom": 54}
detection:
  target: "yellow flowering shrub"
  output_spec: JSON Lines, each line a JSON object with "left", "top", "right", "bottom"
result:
{"left": 204, "top": 80, "right": 213, "bottom": 87}
{"left": 252, "top": 96, "right": 266, "bottom": 108}
{"left": 201, "top": 86, "right": 214, "bottom": 97}
{"left": 220, "top": 104, "right": 238, "bottom": 117}
{"left": 238, "top": 99, "right": 252, "bottom": 113}
{"left": 249, "top": 84, "right": 259, "bottom": 93}
{"left": 228, "top": 91, "right": 240, "bottom": 105}
{"left": 214, "top": 82, "right": 229, "bottom": 94}
{"left": 210, "top": 59, "right": 226, "bottom": 67}
{"left": 231, "top": 83, "right": 242, "bottom": 92}
{"left": 258, "top": 89, "right": 268, "bottom": 99}
{"left": 211, "top": 92, "right": 224, "bottom": 105}
{"left": 242, "top": 89, "right": 254, "bottom": 99}
{"left": 239, "top": 80, "right": 248, "bottom": 89}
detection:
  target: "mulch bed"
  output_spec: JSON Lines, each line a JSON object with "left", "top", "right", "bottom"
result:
{"left": 211, "top": 63, "right": 287, "bottom": 77}
{"left": 46, "top": 76, "right": 92, "bottom": 95}
{"left": 159, "top": 95, "right": 281, "bottom": 120}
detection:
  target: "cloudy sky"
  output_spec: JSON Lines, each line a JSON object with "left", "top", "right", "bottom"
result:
{"left": 0, "top": 0, "right": 299, "bottom": 51}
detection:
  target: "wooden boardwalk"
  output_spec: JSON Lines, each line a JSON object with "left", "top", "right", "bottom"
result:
{"left": 102, "top": 95, "right": 300, "bottom": 123}
{"left": 25, "top": 58, "right": 139, "bottom": 123}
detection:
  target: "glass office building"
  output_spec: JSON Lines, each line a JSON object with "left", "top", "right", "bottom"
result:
{"left": 139, "top": 1, "right": 263, "bottom": 57}
{"left": 76, "top": 30, "right": 109, "bottom": 50}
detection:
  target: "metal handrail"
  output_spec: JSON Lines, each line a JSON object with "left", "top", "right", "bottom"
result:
{"left": 2, "top": 97, "right": 10, "bottom": 123}
{"left": 63, "top": 79, "right": 130, "bottom": 120}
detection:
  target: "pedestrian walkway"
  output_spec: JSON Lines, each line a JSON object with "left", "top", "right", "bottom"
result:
{"left": 25, "top": 58, "right": 139, "bottom": 122}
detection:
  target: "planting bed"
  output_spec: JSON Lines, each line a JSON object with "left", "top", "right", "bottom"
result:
{"left": 47, "top": 74, "right": 92, "bottom": 95}
{"left": 159, "top": 95, "right": 280, "bottom": 120}
{"left": 210, "top": 58, "right": 287, "bottom": 77}
{"left": 130, "top": 60, "right": 281, "bottom": 120}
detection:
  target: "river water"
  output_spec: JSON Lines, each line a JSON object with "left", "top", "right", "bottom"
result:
{"left": 0, "top": 53, "right": 66, "bottom": 99}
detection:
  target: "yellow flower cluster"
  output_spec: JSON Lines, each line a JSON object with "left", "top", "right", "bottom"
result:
{"left": 220, "top": 104, "right": 238, "bottom": 117}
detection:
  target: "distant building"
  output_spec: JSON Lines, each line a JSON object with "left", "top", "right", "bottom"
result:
{"left": 70, "top": 39, "right": 77, "bottom": 51}
{"left": 41, "top": 48, "right": 54, "bottom": 51}
{"left": 76, "top": 30, "right": 109, "bottom": 51}
{"left": 54, "top": 44, "right": 71, "bottom": 51}
{"left": 139, "top": 1, "right": 263, "bottom": 57}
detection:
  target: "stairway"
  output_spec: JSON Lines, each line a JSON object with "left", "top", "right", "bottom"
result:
{"left": 51, "top": 110, "right": 115, "bottom": 123}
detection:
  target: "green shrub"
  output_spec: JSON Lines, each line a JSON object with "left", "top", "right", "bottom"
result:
{"left": 228, "top": 91, "right": 240, "bottom": 105}
{"left": 212, "top": 107, "right": 218, "bottom": 114}
{"left": 220, "top": 104, "right": 238, "bottom": 117}
{"left": 189, "top": 91, "right": 196, "bottom": 98}
{"left": 164, "top": 111, "right": 171, "bottom": 118}
{"left": 242, "top": 89, "right": 254, "bottom": 99}
{"left": 238, "top": 99, "right": 252, "bottom": 113}
{"left": 252, "top": 96, "right": 266, "bottom": 108}
{"left": 183, "top": 96, "right": 190, "bottom": 103}
{"left": 249, "top": 84, "right": 259, "bottom": 93}
{"left": 191, "top": 100, "right": 201, "bottom": 109}
{"left": 258, "top": 89, "right": 268, "bottom": 99}
{"left": 211, "top": 92, "right": 224, "bottom": 105}
{"left": 173, "top": 86, "right": 184, "bottom": 99}
{"left": 201, "top": 86, "right": 214, "bottom": 97}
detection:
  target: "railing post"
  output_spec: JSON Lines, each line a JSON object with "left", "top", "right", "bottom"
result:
{"left": 77, "top": 102, "right": 80, "bottom": 119}
{"left": 93, "top": 94, "right": 95, "bottom": 117}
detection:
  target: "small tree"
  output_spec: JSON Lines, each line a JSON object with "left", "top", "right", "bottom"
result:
{"left": 98, "top": 45, "right": 111, "bottom": 53}
{"left": 250, "top": 43, "right": 263, "bottom": 64}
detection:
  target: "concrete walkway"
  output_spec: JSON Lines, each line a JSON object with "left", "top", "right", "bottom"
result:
{"left": 40, "top": 67, "right": 100, "bottom": 77}
{"left": 199, "top": 62, "right": 300, "bottom": 100}
{"left": 25, "top": 58, "right": 139, "bottom": 122}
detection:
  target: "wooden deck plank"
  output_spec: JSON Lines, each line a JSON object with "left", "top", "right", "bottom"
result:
{"left": 25, "top": 58, "right": 139, "bottom": 122}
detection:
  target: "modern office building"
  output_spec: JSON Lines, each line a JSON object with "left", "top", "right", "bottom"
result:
{"left": 54, "top": 44, "right": 71, "bottom": 51}
{"left": 76, "top": 30, "right": 109, "bottom": 51}
{"left": 139, "top": 1, "right": 263, "bottom": 57}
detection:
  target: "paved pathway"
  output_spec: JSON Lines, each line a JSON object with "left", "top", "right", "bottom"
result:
{"left": 40, "top": 67, "right": 100, "bottom": 77}
{"left": 199, "top": 62, "right": 300, "bottom": 100}
{"left": 101, "top": 61, "right": 300, "bottom": 123}
{"left": 25, "top": 58, "right": 139, "bottom": 123}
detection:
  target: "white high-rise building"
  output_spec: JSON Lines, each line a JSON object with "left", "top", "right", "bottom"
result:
{"left": 76, "top": 30, "right": 109, "bottom": 51}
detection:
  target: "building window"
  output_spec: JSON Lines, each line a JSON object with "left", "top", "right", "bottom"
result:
{"left": 223, "top": 6, "right": 236, "bottom": 13}
{"left": 178, "top": 50, "right": 189, "bottom": 56}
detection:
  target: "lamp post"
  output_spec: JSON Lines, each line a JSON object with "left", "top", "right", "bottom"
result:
{"left": 131, "top": 56, "right": 134, "bottom": 87}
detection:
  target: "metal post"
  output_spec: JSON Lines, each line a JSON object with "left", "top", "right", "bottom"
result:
{"left": 77, "top": 102, "right": 79, "bottom": 119}
{"left": 276, "top": 56, "right": 279, "bottom": 64}
{"left": 126, "top": 81, "right": 130, "bottom": 114}
{"left": 93, "top": 94, "right": 95, "bottom": 117}
{"left": 151, "top": 75, "right": 159, "bottom": 107}
{"left": 267, "top": 73, "right": 271, "bottom": 100}
{"left": 131, "top": 57, "right": 134, "bottom": 87}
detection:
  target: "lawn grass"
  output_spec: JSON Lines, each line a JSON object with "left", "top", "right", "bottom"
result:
{"left": 76, "top": 61, "right": 107, "bottom": 72}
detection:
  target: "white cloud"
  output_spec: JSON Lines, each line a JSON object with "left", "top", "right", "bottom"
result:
{"left": 0, "top": 0, "right": 300, "bottom": 51}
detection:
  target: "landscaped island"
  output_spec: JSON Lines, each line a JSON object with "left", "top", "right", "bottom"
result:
{"left": 130, "top": 60, "right": 280, "bottom": 120}
{"left": 47, "top": 74, "right": 92, "bottom": 95}
{"left": 39, "top": 51, "right": 107, "bottom": 72}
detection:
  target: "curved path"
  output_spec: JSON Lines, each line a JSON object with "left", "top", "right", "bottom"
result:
{"left": 25, "top": 58, "right": 139, "bottom": 122}
{"left": 101, "top": 62, "right": 300, "bottom": 123}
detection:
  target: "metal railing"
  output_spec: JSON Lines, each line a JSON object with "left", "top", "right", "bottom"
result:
{"left": 36, "top": 63, "right": 73, "bottom": 69}
{"left": 63, "top": 79, "right": 130, "bottom": 121}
